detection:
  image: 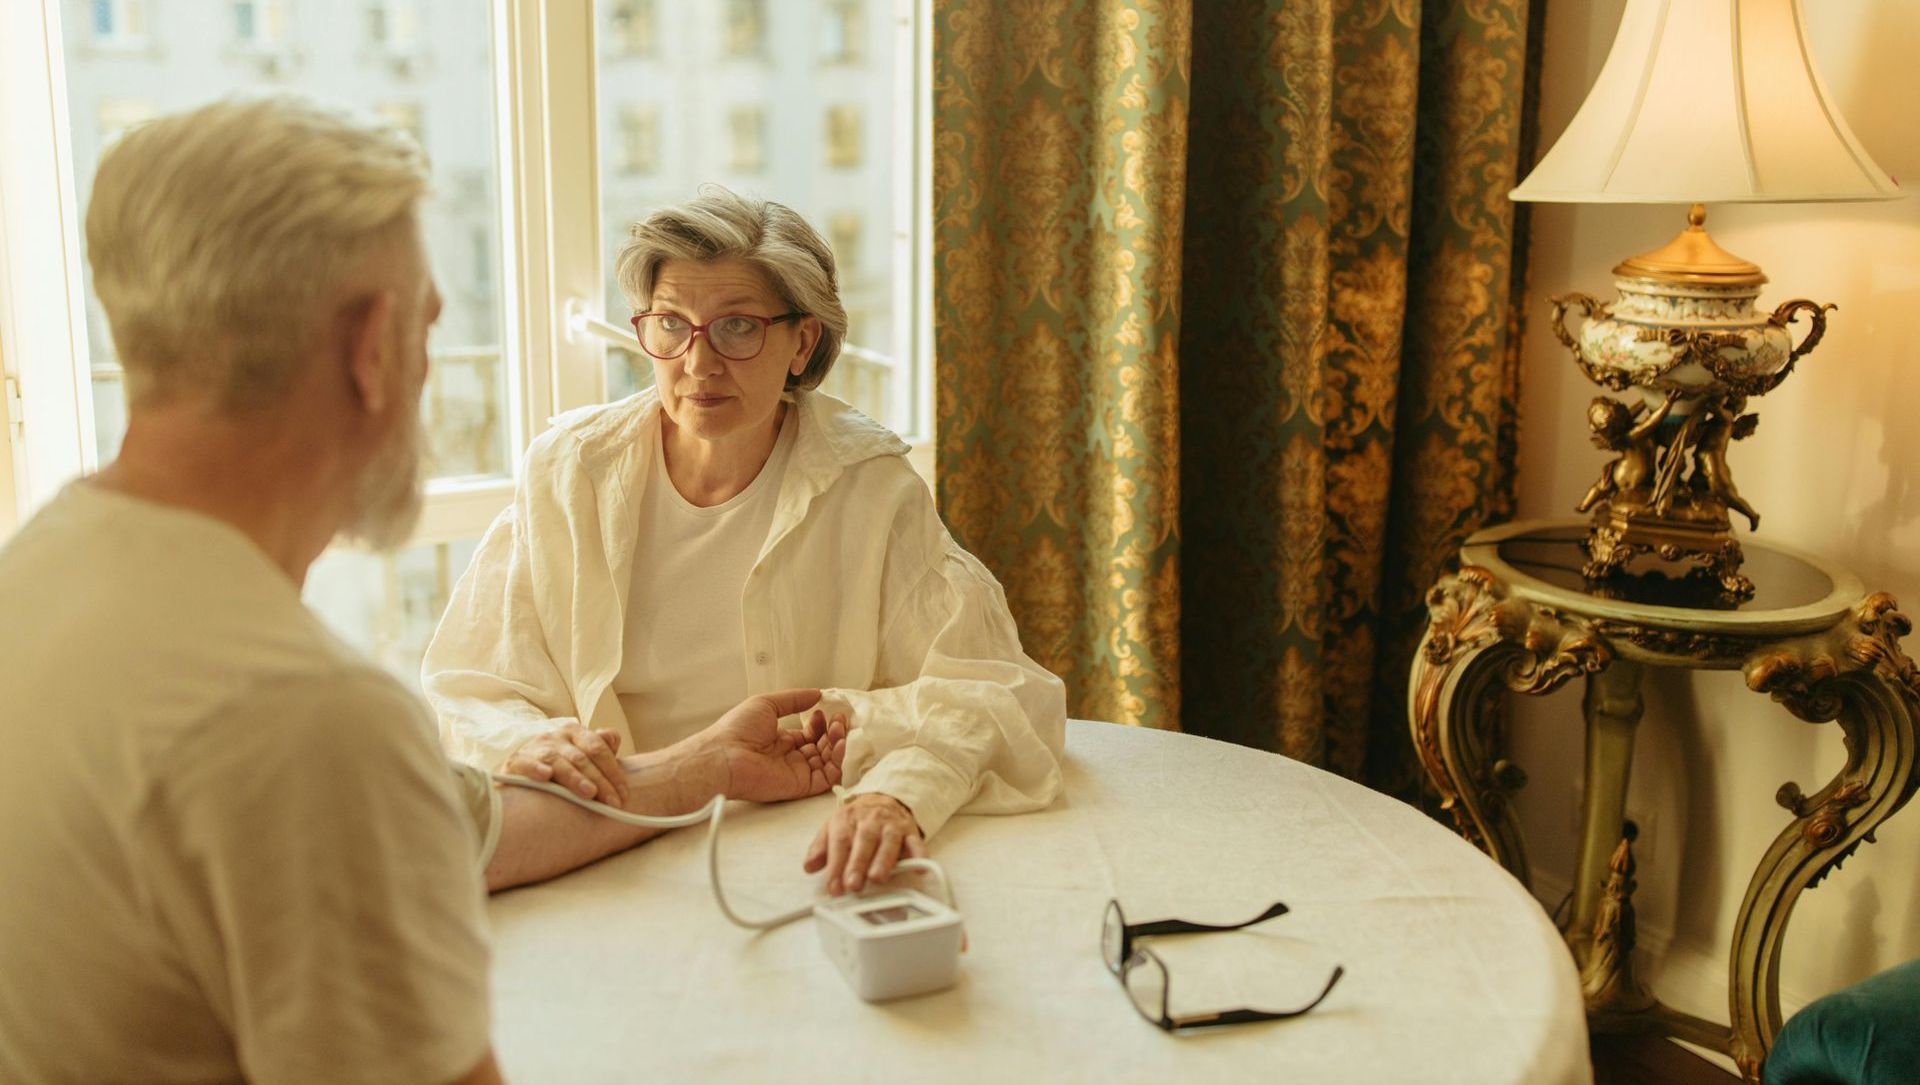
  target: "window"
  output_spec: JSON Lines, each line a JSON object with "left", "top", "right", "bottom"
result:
{"left": 828, "top": 211, "right": 862, "bottom": 276}
{"left": 617, "top": 105, "right": 658, "bottom": 175}
{"left": 723, "top": 0, "right": 764, "bottom": 58}
{"left": 15, "top": 0, "right": 515, "bottom": 683}
{"left": 727, "top": 105, "right": 766, "bottom": 173}
{"left": 826, "top": 105, "right": 862, "bottom": 168}
{"left": 366, "top": 0, "right": 418, "bottom": 54}
{"left": 605, "top": 0, "right": 655, "bottom": 58}
{"left": 3, "top": 2, "right": 933, "bottom": 684}
{"left": 233, "top": 0, "right": 286, "bottom": 48}
{"left": 592, "top": 0, "right": 924, "bottom": 436}
{"left": 822, "top": 0, "right": 862, "bottom": 64}
{"left": 89, "top": 0, "right": 147, "bottom": 46}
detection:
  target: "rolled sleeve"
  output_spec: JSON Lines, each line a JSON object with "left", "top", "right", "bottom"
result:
{"left": 827, "top": 541, "right": 1067, "bottom": 839}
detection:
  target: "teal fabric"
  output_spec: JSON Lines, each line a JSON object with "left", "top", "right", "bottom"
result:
{"left": 1765, "top": 959, "right": 1920, "bottom": 1085}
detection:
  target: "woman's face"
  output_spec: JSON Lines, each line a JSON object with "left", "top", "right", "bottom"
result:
{"left": 644, "top": 257, "right": 818, "bottom": 447}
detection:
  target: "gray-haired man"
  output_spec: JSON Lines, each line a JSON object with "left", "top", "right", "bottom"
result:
{"left": 0, "top": 95, "right": 844, "bottom": 1084}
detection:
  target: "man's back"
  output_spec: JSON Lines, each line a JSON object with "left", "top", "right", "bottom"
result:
{"left": 0, "top": 484, "right": 491, "bottom": 1084}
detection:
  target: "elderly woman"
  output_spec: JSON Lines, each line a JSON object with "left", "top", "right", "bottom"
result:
{"left": 423, "top": 188, "right": 1065, "bottom": 894}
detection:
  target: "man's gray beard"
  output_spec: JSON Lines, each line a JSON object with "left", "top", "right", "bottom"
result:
{"left": 342, "top": 404, "right": 426, "bottom": 552}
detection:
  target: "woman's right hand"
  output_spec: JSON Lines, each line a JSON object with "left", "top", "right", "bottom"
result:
{"left": 505, "top": 725, "right": 629, "bottom": 805}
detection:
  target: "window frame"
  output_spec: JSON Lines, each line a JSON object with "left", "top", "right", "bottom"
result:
{"left": 0, "top": 0, "right": 935, "bottom": 546}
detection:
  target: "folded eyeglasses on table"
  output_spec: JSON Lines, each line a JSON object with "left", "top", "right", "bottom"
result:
{"left": 1102, "top": 899, "right": 1345, "bottom": 1031}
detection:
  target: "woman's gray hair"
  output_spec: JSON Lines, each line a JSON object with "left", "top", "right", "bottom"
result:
{"left": 614, "top": 186, "right": 847, "bottom": 390}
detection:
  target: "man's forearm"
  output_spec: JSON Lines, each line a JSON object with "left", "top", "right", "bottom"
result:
{"left": 485, "top": 744, "right": 724, "bottom": 892}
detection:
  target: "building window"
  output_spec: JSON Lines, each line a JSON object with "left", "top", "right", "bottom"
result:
{"left": 828, "top": 212, "right": 861, "bottom": 276}
{"left": 234, "top": 0, "right": 288, "bottom": 48}
{"left": 374, "top": 101, "right": 425, "bottom": 149}
{"left": 822, "top": 0, "right": 862, "bottom": 64}
{"left": 825, "top": 105, "right": 861, "bottom": 169}
{"left": 723, "top": 0, "right": 764, "bottom": 58}
{"left": 367, "top": 0, "right": 418, "bottom": 52}
{"left": 90, "top": 0, "right": 148, "bottom": 45}
{"left": 617, "top": 105, "right": 659, "bottom": 175}
{"left": 727, "top": 106, "right": 765, "bottom": 173}
{"left": 95, "top": 98, "right": 154, "bottom": 150}
{"left": 471, "top": 226, "right": 493, "bottom": 296}
{"left": 607, "top": 0, "right": 656, "bottom": 58}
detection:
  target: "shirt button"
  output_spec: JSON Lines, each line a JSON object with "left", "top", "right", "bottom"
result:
{"left": 755, "top": 651, "right": 770, "bottom": 665}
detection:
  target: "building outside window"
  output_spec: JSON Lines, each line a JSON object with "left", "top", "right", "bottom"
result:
{"left": 728, "top": 105, "right": 766, "bottom": 173}
{"left": 606, "top": 0, "right": 656, "bottom": 58}
{"left": 618, "top": 105, "right": 659, "bottom": 175}
{"left": 232, "top": 0, "right": 287, "bottom": 48}
{"left": 828, "top": 211, "right": 862, "bottom": 276}
{"left": 723, "top": 0, "right": 765, "bottom": 58}
{"left": 89, "top": 0, "right": 148, "bottom": 46}
{"left": 826, "top": 105, "right": 862, "bottom": 169}
{"left": 366, "top": 0, "right": 418, "bottom": 53}
{"left": 822, "top": 0, "right": 862, "bottom": 64}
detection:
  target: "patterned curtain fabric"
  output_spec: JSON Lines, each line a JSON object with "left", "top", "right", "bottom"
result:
{"left": 933, "top": 0, "right": 1542, "bottom": 791}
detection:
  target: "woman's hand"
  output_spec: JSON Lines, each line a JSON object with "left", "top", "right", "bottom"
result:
{"left": 506, "top": 724, "right": 629, "bottom": 805}
{"left": 685, "top": 689, "right": 848, "bottom": 804}
{"left": 804, "top": 793, "right": 927, "bottom": 896}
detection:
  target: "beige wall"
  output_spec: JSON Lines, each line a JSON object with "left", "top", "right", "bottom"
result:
{"left": 1507, "top": 0, "right": 1920, "bottom": 1031}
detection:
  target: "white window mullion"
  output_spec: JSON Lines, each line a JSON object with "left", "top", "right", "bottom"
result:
{"left": 503, "top": 0, "right": 604, "bottom": 422}
{"left": 1, "top": 0, "right": 98, "bottom": 522}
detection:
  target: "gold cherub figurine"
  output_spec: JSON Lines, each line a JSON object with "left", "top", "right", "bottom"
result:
{"left": 1577, "top": 390, "right": 1680, "bottom": 516}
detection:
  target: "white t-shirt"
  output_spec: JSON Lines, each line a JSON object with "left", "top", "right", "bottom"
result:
{"left": 613, "top": 413, "right": 795, "bottom": 748}
{"left": 0, "top": 484, "right": 492, "bottom": 1085}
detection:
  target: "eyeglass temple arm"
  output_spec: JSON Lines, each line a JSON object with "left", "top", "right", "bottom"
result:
{"left": 1163, "top": 964, "right": 1346, "bottom": 1031}
{"left": 1128, "top": 901, "right": 1290, "bottom": 939}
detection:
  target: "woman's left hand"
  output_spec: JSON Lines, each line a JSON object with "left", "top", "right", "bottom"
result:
{"left": 804, "top": 793, "right": 927, "bottom": 895}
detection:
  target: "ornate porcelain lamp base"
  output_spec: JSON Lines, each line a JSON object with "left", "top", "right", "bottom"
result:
{"left": 1550, "top": 205, "right": 1833, "bottom": 602}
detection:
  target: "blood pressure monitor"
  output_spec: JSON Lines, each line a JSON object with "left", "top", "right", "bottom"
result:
{"left": 490, "top": 774, "right": 967, "bottom": 1002}
{"left": 813, "top": 861, "right": 965, "bottom": 1001}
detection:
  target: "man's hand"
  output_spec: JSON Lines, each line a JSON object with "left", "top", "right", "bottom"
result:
{"left": 681, "top": 689, "right": 848, "bottom": 804}
{"left": 804, "top": 793, "right": 926, "bottom": 896}
{"left": 505, "top": 724, "right": 628, "bottom": 805}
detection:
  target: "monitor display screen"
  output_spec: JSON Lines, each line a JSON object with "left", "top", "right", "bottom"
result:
{"left": 858, "top": 903, "right": 930, "bottom": 926}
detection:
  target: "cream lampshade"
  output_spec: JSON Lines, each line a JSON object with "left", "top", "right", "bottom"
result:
{"left": 1511, "top": 0, "right": 1900, "bottom": 204}
{"left": 1510, "top": 0, "right": 1904, "bottom": 600}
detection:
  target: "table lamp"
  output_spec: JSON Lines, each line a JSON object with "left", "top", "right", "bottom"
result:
{"left": 1511, "top": 0, "right": 1903, "bottom": 599}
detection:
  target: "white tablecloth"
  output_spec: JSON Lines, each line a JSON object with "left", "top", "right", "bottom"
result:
{"left": 488, "top": 720, "right": 1589, "bottom": 1084}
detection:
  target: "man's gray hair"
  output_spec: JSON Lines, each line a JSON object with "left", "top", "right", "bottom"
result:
{"left": 614, "top": 186, "right": 848, "bottom": 390}
{"left": 85, "top": 95, "right": 430, "bottom": 410}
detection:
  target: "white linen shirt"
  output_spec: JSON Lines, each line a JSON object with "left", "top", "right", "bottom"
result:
{"left": 422, "top": 388, "right": 1066, "bottom": 837}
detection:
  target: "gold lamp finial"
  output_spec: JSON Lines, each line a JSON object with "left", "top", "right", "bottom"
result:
{"left": 1613, "top": 204, "right": 1766, "bottom": 287}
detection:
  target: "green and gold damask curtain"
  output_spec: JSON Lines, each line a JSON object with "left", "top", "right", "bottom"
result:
{"left": 934, "top": 0, "right": 1542, "bottom": 790}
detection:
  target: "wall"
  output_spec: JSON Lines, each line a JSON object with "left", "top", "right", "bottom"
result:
{"left": 1507, "top": 0, "right": 1920, "bottom": 1041}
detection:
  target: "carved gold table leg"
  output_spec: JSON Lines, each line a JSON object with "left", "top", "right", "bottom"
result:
{"left": 1409, "top": 567, "right": 1612, "bottom": 885}
{"left": 1569, "top": 660, "right": 1643, "bottom": 968}
{"left": 1731, "top": 596, "right": 1920, "bottom": 1082}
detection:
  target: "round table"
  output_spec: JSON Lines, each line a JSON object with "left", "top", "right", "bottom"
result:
{"left": 488, "top": 720, "right": 1590, "bottom": 1084}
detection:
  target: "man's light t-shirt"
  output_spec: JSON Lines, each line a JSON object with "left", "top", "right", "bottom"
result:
{"left": 0, "top": 484, "right": 491, "bottom": 1085}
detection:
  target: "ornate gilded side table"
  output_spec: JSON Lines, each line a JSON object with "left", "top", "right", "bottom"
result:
{"left": 1408, "top": 519, "right": 1919, "bottom": 1082}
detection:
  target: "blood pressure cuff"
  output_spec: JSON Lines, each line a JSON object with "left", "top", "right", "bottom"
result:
{"left": 1764, "top": 959, "right": 1920, "bottom": 1085}
{"left": 448, "top": 761, "right": 503, "bottom": 873}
